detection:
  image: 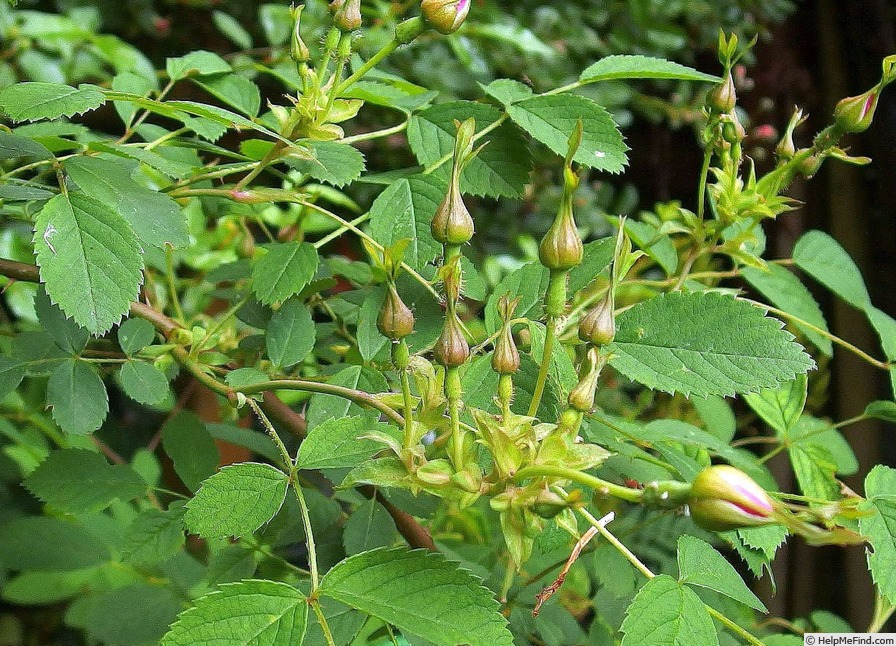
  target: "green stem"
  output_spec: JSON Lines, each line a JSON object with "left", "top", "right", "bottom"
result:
{"left": 234, "top": 140, "right": 286, "bottom": 191}
{"left": 164, "top": 246, "right": 185, "bottom": 323}
{"left": 514, "top": 465, "right": 644, "bottom": 504}
{"left": 336, "top": 39, "right": 399, "bottom": 95}
{"left": 294, "top": 481, "right": 319, "bottom": 590}
{"left": 528, "top": 314, "right": 557, "bottom": 417}
{"left": 697, "top": 145, "right": 713, "bottom": 221}
{"left": 446, "top": 367, "right": 465, "bottom": 470}
{"left": 322, "top": 33, "right": 353, "bottom": 120}
{"left": 313, "top": 213, "right": 369, "bottom": 249}
{"left": 341, "top": 120, "right": 409, "bottom": 145}
{"left": 246, "top": 399, "right": 294, "bottom": 473}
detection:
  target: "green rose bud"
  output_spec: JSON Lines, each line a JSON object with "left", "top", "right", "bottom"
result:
{"left": 776, "top": 108, "right": 804, "bottom": 160}
{"left": 432, "top": 120, "right": 477, "bottom": 246}
{"left": 377, "top": 283, "right": 415, "bottom": 340}
{"left": 416, "top": 458, "right": 454, "bottom": 486}
{"left": 834, "top": 90, "right": 880, "bottom": 134}
{"left": 421, "top": 0, "right": 470, "bottom": 35}
{"left": 708, "top": 70, "right": 736, "bottom": 113}
{"left": 578, "top": 295, "right": 615, "bottom": 346}
{"left": 331, "top": 0, "right": 361, "bottom": 30}
{"left": 289, "top": 4, "right": 310, "bottom": 62}
{"left": 434, "top": 311, "right": 470, "bottom": 368}
{"left": 567, "top": 347, "right": 602, "bottom": 413}
{"left": 539, "top": 167, "right": 583, "bottom": 271}
{"left": 492, "top": 296, "right": 520, "bottom": 375}
{"left": 688, "top": 465, "right": 775, "bottom": 531}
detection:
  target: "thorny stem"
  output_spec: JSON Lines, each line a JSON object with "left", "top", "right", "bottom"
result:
{"left": 313, "top": 213, "right": 369, "bottom": 249}
{"left": 310, "top": 601, "right": 336, "bottom": 646}
{"left": 234, "top": 140, "right": 286, "bottom": 191}
{"left": 336, "top": 40, "right": 399, "bottom": 95}
{"left": 527, "top": 313, "right": 557, "bottom": 417}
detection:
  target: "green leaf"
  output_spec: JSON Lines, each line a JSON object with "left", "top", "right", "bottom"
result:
{"left": 166, "top": 50, "right": 232, "bottom": 81}
{"left": 608, "top": 292, "right": 814, "bottom": 397}
{"left": 481, "top": 78, "right": 534, "bottom": 106}
{"left": 213, "top": 10, "right": 253, "bottom": 50}
{"left": 65, "top": 155, "right": 189, "bottom": 249}
{"left": 692, "top": 395, "right": 737, "bottom": 443}
{"left": 286, "top": 141, "right": 366, "bottom": 187}
{"left": 860, "top": 466, "right": 896, "bottom": 604}
{"left": 580, "top": 55, "right": 720, "bottom": 83}
{"left": 86, "top": 582, "right": 182, "bottom": 646}
{"left": 117, "top": 318, "right": 157, "bottom": 355}
{"left": 743, "top": 374, "right": 807, "bottom": 436}
{"left": 207, "top": 422, "right": 281, "bottom": 464}
{"left": 865, "top": 400, "right": 896, "bottom": 423}
{"left": 161, "top": 411, "right": 220, "bottom": 492}
{"left": 267, "top": 298, "right": 316, "bottom": 368}
{"left": 121, "top": 505, "right": 187, "bottom": 566}
{"left": 194, "top": 73, "right": 261, "bottom": 118}
{"left": 793, "top": 230, "right": 871, "bottom": 310}
{"left": 259, "top": 4, "right": 293, "bottom": 46}
{"left": 252, "top": 242, "right": 320, "bottom": 305}
{"left": 225, "top": 367, "right": 270, "bottom": 388}
{"left": 0, "top": 516, "right": 110, "bottom": 571}
{"left": 625, "top": 219, "right": 678, "bottom": 276}
{"left": 161, "top": 580, "right": 307, "bottom": 646}
{"left": 34, "top": 192, "right": 144, "bottom": 334}
{"left": 306, "top": 365, "right": 389, "bottom": 428}
{"left": 0, "top": 82, "right": 105, "bottom": 122}
{"left": 506, "top": 94, "right": 627, "bottom": 172}
{"left": 46, "top": 359, "right": 108, "bottom": 435}
{"left": 319, "top": 547, "right": 514, "bottom": 646}
{"left": 407, "top": 101, "right": 531, "bottom": 198}
{"left": 484, "top": 262, "right": 549, "bottom": 334}
{"left": 0, "top": 131, "right": 53, "bottom": 160}
{"left": 789, "top": 443, "right": 838, "bottom": 502}
{"left": 23, "top": 448, "right": 147, "bottom": 513}
{"left": 0, "top": 356, "right": 26, "bottom": 401}
{"left": 462, "top": 354, "right": 562, "bottom": 422}
{"left": 619, "top": 574, "right": 719, "bottom": 646}
{"left": 788, "top": 415, "right": 858, "bottom": 476}
{"left": 356, "top": 285, "right": 390, "bottom": 362}
{"left": 341, "top": 457, "right": 410, "bottom": 490}
{"left": 343, "top": 498, "right": 399, "bottom": 555}
{"left": 2, "top": 569, "right": 95, "bottom": 605}
{"left": 305, "top": 599, "right": 366, "bottom": 646}
{"left": 184, "top": 462, "right": 289, "bottom": 539}
{"left": 568, "top": 237, "right": 615, "bottom": 293}
{"left": 677, "top": 535, "right": 766, "bottom": 612}
{"left": 742, "top": 263, "right": 833, "bottom": 355}
{"left": 369, "top": 174, "right": 446, "bottom": 272}
{"left": 867, "top": 305, "right": 896, "bottom": 361}
{"left": 34, "top": 286, "right": 89, "bottom": 354}
{"left": 296, "top": 416, "right": 401, "bottom": 470}
{"left": 119, "top": 360, "right": 170, "bottom": 406}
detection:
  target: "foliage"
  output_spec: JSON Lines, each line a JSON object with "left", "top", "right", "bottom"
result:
{"left": 0, "top": 1, "right": 895, "bottom": 645}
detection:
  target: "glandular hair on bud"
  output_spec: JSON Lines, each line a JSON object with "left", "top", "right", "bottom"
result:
{"left": 579, "top": 296, "right": 615, "bottom": 346}
{"left": 378, "top": 284, "right": 415, "bottom": 340}
{"left": 434, "top": 312, "right": 470, "bottom": 368}
{"left": 421, "top": 0, "right": 470, "bottom": 35}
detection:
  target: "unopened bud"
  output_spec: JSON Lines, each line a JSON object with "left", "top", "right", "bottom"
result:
{"left": 434, "top": 312, "right": 470, "bottom": 368}
{"left": 421, "top": 0, "right": 470, "bottom": 35}
{"left": 708, "top": 71, "right": 736, "bottom": 113}
{"left": 721, "top": 112, "right": 745, "bottom": 145}
{"left": 776, "top": 108, "right": 803, "bottom": 160}
{"left": 578, "top": 296, "right": 615, "bottom": 346}
{"left": 834, "top": 90, "right": 879, "bottom": 134}
{"left": 290, "top": 4, "right": 310, "bottom": 62}
{"left": 539, "top": 168, "right": 583, "bottom": 271}
{"left": 688, "top": 465, "right": 775, "bottom": 531}
{"left": 378, "top": 283, "right": 415, "bottom": 340}
{"left": 492, "top": 325, "right": 520, "bottom": 375}
{"left": 568, "top": 347, "right": 602, "bottom": 413}
{"left": 331, "top": 0, "right": 361, "bottom": 31}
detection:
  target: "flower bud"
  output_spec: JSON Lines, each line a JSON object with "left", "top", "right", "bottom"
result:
{"left": 720, "top": 112, "right": 745, "bottom": 145}
{"left": 492, "top": 325, "right": 520, "bottom": 375}
{"left": 578, "top": 296, "right": 615, "bottom": 346}
{"left": 708, "top": 71, "right": 736, "bottom": 114}
{"left": 688, "top": 465, "right": 775, "bottom": 531}
{"left": 289, "top": 4, "right": 310, "bottom": 62}
{"left": 431, "top": 182, "right": 474, "bottom": 246}
{"left": 568, "top": 347, "right": 602, "bottom": 413}
{"left": 331, "top": 0, "right": 361, "bottom": 31}
{"left": 539, "top": 168, "right": 583, "bottom": 271}
{"left": 776, "top": 108, "right": 803, "bottom": 161}
{"left": 378, "top": 283, "right": 415, "bottom": 340}
{"left": 834, "top": 90, "right": 879, "bottom": 134}
{"left": 434, "top": 312, "right": 470, "bottom": 368}
{"left": 421, "top": 0, "right": 470, "bottom": 35}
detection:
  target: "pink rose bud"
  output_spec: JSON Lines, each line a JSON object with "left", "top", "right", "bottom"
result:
{"left": 688, "top": 465, "right": 775, "bottom": 531}
{"left": 421, "top": 0, "right": 470, "bottom": 35}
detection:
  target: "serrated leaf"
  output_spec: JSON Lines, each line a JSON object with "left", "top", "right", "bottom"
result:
{"left": 789, "top": 443, "right": 838, "bottom": 501}
{"left": 608, "top": 292, "right": 814, "bottom": 397}
{"left": 743, "top": 374, "right": 807, "bottom": 436}
{"left": 677, "top": 535, "right": 766, "bottom": 612}
{"left": 166, "top": 50, "right": 232, "bottom": 81}
{"left": 65, "top": 155, "right": 189, "bottom": 249}
{"left": 788, "top": 415, "right": 858, "bottom": 476}
{"left": 507, "top": 94, "right": 627, "bottom": 172}
{"left": 117, "top": 317, "right": 156, "bottom": 355}
{"left": 0, "top": 82, "right": 105, "bottom": 122}
{"left": 296, "top": 416, "right": 401, "bottom": 470}
{"left": 34, "top": 193, "right": 144, "bottom": 334}
{"left": 343, "top": 498, "right": 399, "bottom": 555}
{"left": 161, "top": 580, "right": 307, "bottom": 646}
{"left": 793, "top": 230, "right": 871, "bottom": 310}
{"left": 286, "top": 141, "right": 366, "bottom": 187}
{"left": 119, "top": 360, "right": 170, "bottom": 406}
{"left": 481, "top": 79, "right": 534, "bottom": 106}
{"left": 121, "top": 505, "right": 186, "bottom": 566}
{"left": 34, "top": 286, "right": 89, "bottom": 354}
{"left": 23, "top": 448, "right": 147, "bottom": 513}
{"left": 267, "top": 298, "right": 316, "bottom": 368}
{"left": 620, "top": 575, "right": 719, "bottom": 646}
{"left": 194, "top": 73, "right": 260, "bottom": 118}
{"left": 407, "top": 101, "right": 531, "bottom": 198}
{"left": 860, "top": 466, "right": 896, "bottom": 603}
{"left": 484, "top": 262, "right": 550, "bottom": 334}
{"left": 0, "top": 131, "right": 53, "bottom": 159}
{"left": 86, "top": 583, "right": 182, "bottom": 646}
{"left": 0, "top": 516, "right": 110, "bottom": 571}
{"left": 0, "top": 356, "right": 26, "bottom": 401}
{"left": 184, "top": 462, "right": 289, "bottom": 539}
{"left": 161, "top": 411, "right": 220, "bottom": 492}
{"left": 580, "top": 55, "right": 720, "bottom": 83}
{"left": 252, "top": 242, "right": 320, "bottom": 305}
{"left": 319, "top": 547, "right": 513, "bottom": 646}
{"left": 865, "top": 400, "right": 896, "bottom": 423}
{"left": 368, "top": 174, "right": 445, "bottom": 272}
{"left": 568, "top": 237, "right": 615, "bottom": 293}
{"left": 742, "top": 264, "right": 833, "bottom": 355}
{"left": 306, "top": 365, "right": 389, "bottom": 428}
{"left": 46, "top": 359, "right": 109, "bottom": 435}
